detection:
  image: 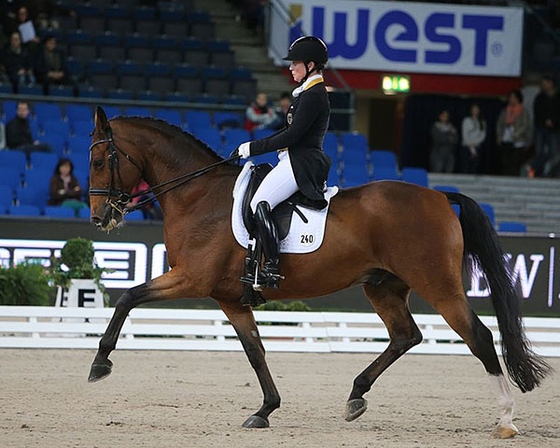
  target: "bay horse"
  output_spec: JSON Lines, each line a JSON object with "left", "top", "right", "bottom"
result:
{"left": 87, "top": 106, "right": 550, "bottom": 438}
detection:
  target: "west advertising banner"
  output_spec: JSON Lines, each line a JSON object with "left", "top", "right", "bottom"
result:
{"left": 269, "top": 0, "right": 523, "bottom": 76}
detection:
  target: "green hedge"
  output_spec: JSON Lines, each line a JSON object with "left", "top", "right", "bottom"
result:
{"left": 0, "top": 262, "right": 54, "bottom": 306}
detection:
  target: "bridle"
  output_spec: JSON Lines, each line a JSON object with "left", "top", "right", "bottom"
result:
{"left": 88, "top": 124, "right": 240, "bottom": 216}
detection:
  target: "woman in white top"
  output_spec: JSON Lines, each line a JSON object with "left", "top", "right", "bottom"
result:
{"left": 460, "top": 103, "right": 486, "bottom": 173}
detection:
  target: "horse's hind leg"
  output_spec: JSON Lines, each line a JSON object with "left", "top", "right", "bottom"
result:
{"left": 346, "top": 274, "right": 422, "bottom": 422}
{"left": 428, "top": 294, "right": 518, "bottom": 438}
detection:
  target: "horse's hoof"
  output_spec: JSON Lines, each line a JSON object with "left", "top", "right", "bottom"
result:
{"left": 345, "top": 398, "right": 368, "bottom": 422}
{"left": 88, "top": 359, "right": 113, "bottom": 383}
{"left": 242, "top": 415, "right": 269, "bottom": 428}
{"left": 492, "top": 423, "right": 519, "bottom": 439}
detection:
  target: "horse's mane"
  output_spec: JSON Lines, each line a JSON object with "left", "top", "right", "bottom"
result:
{"left": 111, "top": 116, "right": 232, "bottom": 162}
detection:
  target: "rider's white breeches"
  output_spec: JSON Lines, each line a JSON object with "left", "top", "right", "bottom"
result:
{"left": 250, "top": 150, "right": 299, "bottom": 213}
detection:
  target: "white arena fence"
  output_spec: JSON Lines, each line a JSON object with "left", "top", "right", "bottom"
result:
{"left": 0, "top": 306, "right": 559, "bottom": 357}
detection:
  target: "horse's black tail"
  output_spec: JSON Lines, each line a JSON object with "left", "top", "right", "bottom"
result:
{"left": 446, "top": 192, "right": 551, "bottom": 392}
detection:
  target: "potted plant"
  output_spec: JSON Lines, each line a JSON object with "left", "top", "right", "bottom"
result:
{"left": 0, "top": 261, "right": 54, "bottom": 306}
{"left": 47, "top": 237, "right": 110, "bottom": 307}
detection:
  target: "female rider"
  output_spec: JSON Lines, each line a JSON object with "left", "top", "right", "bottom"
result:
{"left": 236, "top": 36, "right": 332, "bottom": 289}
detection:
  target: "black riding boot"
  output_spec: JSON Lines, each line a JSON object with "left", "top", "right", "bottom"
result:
{"left": 254, "top": 201, "right": 283, "bottom": 289}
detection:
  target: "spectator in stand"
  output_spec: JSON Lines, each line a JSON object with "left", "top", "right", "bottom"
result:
{"left": 430, "top": 109, "right": 458, "bottom": 173}
{"left": 269, "top": 91, "right": 291, "bottom": 130}
{"left": 4, "top": 31, "right": 37, "bottom": 92}
{"left": 459, "top": 102, "right": 486, "bottom": 174}
{"left": 127, "top": 180, "right": 163, "bottom": 220}
{"left": 30, "top": 0, "right": 76, "bottom": 31}
{"left": 496, "top": 89, "right": 532, "bottom": 176}
{"left": 6, "top": 101, "right": 51, "bottom": 157}
{"left": 525, "top": 75, "right": 560, "bottom": 178}
{"left": 244, "top": 92, "right": 278, "bottom": 132}
{"left": 36, "top": 35, "right": 69, "bottom": 92}
{"left": 47, "top": 157, "right": 87, "bottom": 215}
{"left": 5, "top": 5, "right": 41, "bottom": 55}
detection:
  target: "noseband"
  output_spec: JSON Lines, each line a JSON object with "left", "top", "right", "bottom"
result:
{"left": 89, "top": 123, "right": 241, "bottom": 216}
{"left": 88, "top": 126, "right": 144, "bottom": 216}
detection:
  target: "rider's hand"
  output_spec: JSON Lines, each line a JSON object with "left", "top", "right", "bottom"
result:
{"left": 237, "top": 142, "right": 251, "bottom": 159}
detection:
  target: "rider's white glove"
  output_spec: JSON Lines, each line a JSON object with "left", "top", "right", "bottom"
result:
{"left": 237, "top": 142, "right": 251, "bottom": 159}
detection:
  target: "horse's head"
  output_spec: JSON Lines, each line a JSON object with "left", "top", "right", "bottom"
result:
{"left": 89, "top": 106, "right": 144, "bottom": 232}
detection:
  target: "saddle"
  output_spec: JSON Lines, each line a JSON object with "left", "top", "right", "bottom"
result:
{"left": 241, "top": 163, "right": 326, "bottom": 240}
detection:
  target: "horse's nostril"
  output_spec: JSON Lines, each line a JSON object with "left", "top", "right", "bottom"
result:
{"left": 90, "top": 215, "right": 102, "bottom": 225}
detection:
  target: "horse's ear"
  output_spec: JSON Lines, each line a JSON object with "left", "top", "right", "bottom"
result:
{"left": 94, "top": 106, "right": 109, "bottom": 132}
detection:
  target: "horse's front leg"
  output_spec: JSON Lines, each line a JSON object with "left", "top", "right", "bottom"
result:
{"left": 88, "top": 284, "right": 149, "bottom": 382}
{"left": 219, "top": 300, "right": 281, "bottom": 428}
{"left": 89, "top": 271, "right": 186, "bottom": 382}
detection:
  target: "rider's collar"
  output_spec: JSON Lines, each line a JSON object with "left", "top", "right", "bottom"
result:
{"left": 292, "top": 74, "right": 324, "bottom": 98}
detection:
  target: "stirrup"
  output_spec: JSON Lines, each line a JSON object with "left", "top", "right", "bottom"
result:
{"left": 258, "top": 265, "right": 284, "bottom": 289}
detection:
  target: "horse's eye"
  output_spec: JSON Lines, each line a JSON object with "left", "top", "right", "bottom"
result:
{"left": 93, "top": 159, "right": 104, "bottom": 169}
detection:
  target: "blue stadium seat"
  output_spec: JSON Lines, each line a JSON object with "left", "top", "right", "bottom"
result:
{"left": 213, "top": 111, "right": 242, "bottom": 129}
{"left": 1, "top": 100, "right": 18, "bottom": 121}
{"left": 48, "top": 85, "right": 74, "bottom": 97}
{"left": 327, "top": 166, "right": 340, "bottom": 187}
{"left": 24, "top": 168, "right": 52, "bottom": 192}
{"left": 71, "top": 120, "right": 94, "bottom": 137}
{"left": 371, "top": 166, "right": 400, "bottom": 181}
{"left": 125, "top": 210, "right": 145, "bottom": 221}
{"left": 498, "top": 221, "right": 527, "bottom": 233}
{"left": 40, "top": 133, "right": 68, "bottom": 157}
{"left": 67, "top": 135, "right": 92, "bottom": 154}
{"left": 154, "top": 109, "right": 183, "bottom": 127}
{"left": 43, "top": 206, "right": 77, "bottom": 218}
{"left": 78, "top": 207, "right": 90, "bottom": 219}
{"left": 29, "top": 152, "right": 59, "bottom": 172}
{"left": 16, "top": 182, "right": 41, "bottom": 203}
{"left": 190, "top": 93, "right": 219, "bottom": 105}
{"left": 33, "top": 103, "right": 63, "bottom": 122}
{"left": 18, "top": 85, "right": 43, "bottom": 96}
{"left": 8, "top": 204, "right": 42, "bottom": 217}
{"left": 401, "top": 167, "right": 429, "bottom": 187}
{"left": 342, "top": 163, "right": 370, "bottom": 187}
{"left": 38, "top": 119, "right": 70, "bottom": 138}
{"left": 100, "top": 105, "right": 123, "bottom": 119}
{"left": 194, "top": 128, "right": 222, "bottom": 153}
{"left": 0, "top": 166, "right": 23, "bottom": 192}
{"left": 0, "top": 150, "right": 27, "bottom": 173}
{"left": 124, "top": 106, "right": 153, "bottom": 117}
{"left": 223, "top": 128, "right": 251, "bottom": 147}
{"left": 69, "top": 155, "right": 89, "bottom": 174}
{"left": 340, "top": 132, "right": 369, "bottom": 153}
{"left": 323, "top": 132, "right": 339, "bottom": 163}
{"left": 252, "top": 128, "right": 275, "bottom": 140}
{"left": 479, "top": 202, "right": 496, "bottom": 226}
{"left": 184, "top": 110, "right": 212, "bottom": 130}
{"left": 0, "top": 185, "right": 14, "bottom": 213}
{"left": 136, "top": 91, "right": 163, "bottom": 102}
{"left": 341, "top": 134, "right": 370, "bottom": 166}
{"left": 64, "top": 104, "right": 93, "bottom": 123}
{"left": 73, "top": 170, "right": 89, "bottom": 192}
{"left": 370, "top": 150, "right": 397, "bottom": 169}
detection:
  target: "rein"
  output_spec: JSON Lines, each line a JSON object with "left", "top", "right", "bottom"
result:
{"left": 89, "top": 126, "right": 241, "bottom": 215}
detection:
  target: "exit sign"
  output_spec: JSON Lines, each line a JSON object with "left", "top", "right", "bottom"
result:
{"left": 382, "top": 75, "right": 410, "bottom": 93}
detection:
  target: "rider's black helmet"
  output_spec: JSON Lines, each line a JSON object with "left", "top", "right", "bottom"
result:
{"left": 283, "top": 36, "right": 328, "bottom": 68}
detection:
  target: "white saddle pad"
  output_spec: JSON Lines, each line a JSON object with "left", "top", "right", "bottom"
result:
{"left": 231, "top": 161, "right": 339, "bottom": 254}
